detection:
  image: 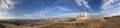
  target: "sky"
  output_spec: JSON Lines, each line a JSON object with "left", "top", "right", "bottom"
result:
{"left": 0, "top": 0, "right": 120, "bottom": 19}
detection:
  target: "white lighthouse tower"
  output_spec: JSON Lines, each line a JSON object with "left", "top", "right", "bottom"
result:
{"left": 76, "top": 11, "right": 88, "bottom": 20}
{"left": 75, "top": 8, "right": 93, "bottom": 20}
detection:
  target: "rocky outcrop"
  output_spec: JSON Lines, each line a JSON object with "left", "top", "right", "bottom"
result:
{"left": 0, "top": 24, "right": 5, "bottom": 28}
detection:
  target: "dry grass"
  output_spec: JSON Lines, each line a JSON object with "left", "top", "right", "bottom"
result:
{"left": 0, "top": 16, "right": 120, "bottom": 28}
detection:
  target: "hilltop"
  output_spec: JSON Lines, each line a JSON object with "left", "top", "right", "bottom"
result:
{"left": 0, "top": 16, "right": 120, "bottom": 28}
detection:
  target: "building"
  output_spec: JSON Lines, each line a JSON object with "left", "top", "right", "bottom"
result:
{"left": 76, "top": 15, "right": 88, "bottom": 20}
{"left": 75, "top": 10, "right": 89, "bottom": 20}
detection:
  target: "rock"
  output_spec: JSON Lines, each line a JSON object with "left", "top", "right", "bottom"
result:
{"left": 0, "top": 24, "right": 5, "bottom": 28}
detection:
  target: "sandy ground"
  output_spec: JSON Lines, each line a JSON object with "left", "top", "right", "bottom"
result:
{"left": 0, "top": 16, "right": 120, "bottom": 28}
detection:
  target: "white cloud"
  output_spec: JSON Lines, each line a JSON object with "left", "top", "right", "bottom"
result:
{"left": 49, "top": 12, "right": 82, "bottom": 18}
{"left": 34, "top": 6, "right": 72, "bottom": 18}
{"left": 0, "top": 0, "right": 25, "bottom": 19}
{"left": 13, "top": 14, "right": 37, "bottom": 19}
{"left": 119, "top": 3, "right": 120, "bottom": 5}
{"left": 43, "top": 12, "right": 104, "bottom": 18}
{"left": 102, "top": 6, "right": 120, "bottom": 17}
{"left": 39, "top": 0, "right": 120, "bottom": 18}
{"left": 75, "top": 0, "right": 93, "bottom": 12}
{"left": 100, "top": 0, "right": 120, "bottom": 17}
{"left": 0, "top": 0, "right": 18, "bottom": 11}
{"left": 37, "top": 6, "right": 71, "bottom": 15}
{"left": 0, "top": 12, "right": 13, "bottom": 19}
{"left": 101, "top": 0, "right": 118, "bottom": 10}
{"left": 0, "top": 0, "right": 120, "bottom": 19}
{"left": 0, "top": 14, "right": 37, "bottom": 19}
{"left": 57, "top": 6, "right": 71, "bottom": 11}
{"left": 75, "top": 0, "right": 90, "bottom": 9}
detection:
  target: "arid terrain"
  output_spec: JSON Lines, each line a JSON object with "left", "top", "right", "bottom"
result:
{"left": 0, "top": 16, "right": 120, "bottom": 28}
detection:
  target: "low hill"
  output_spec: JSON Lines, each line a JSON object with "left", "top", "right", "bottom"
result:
{"left": 0, "top": 16, "right": 120, "bottom": 28}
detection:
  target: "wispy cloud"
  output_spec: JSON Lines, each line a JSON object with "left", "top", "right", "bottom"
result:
{"left": 35, "top": 6, "right": 72, "bottom": 18}
{"left": 42, "top": 12, "right": 104, "bottom": 18}
{"left": 89, "top": 1, "right": 120, "bottom": 18}
{"left": 39, "top": 0, "right": 120, "bottom": 18}
{"left": 101, "top": 0, "right": 118, "bottom": 10}
{"left": 0, "top": 0, "right": 120, "bottom": 19}
{"left": 0, "top": 0, "right": 25, "bottom": 19}
{"left": 13, "top": 14, "right": 37, "bottom": 19}
{"left": 49, "top": 12, "right": 82, "bottom": 18}
{"left": 0, "top": 0, "right": 18, "bottom": 11}
{"left": 0, "top": 12, "right": 37, "bottom": 19}
{"left": 37, "top": 6, "right": 71, "bottom": 14}
{"left": 35, "top": 0, "right": 120, "bottom": 18}
{"left": 46, "top": 0, "right": 120, "bottom": 18}
{"left": 57, "top": 6, "right": 71, "bottom": 11}
{"left": 0, "top": 0, "right": 18, "bottom": 19}
{"left": 101, "top": 6, "right": 120, "bottom": 17}
{"left": 75, "top": 0, "right": 93, "bottom": 12}
{"left": 74, "top": 0, "right": 120, "bottom": 18}
{"left": 100, "top": 0, "right": 120, "bottom": 17}
{"left": 0, "top": 12, "right": 14, "bottom": 19}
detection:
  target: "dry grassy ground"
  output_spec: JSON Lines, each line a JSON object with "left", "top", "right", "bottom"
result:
{"left": 0, "top": 16, "right": 120, "bottom": 28}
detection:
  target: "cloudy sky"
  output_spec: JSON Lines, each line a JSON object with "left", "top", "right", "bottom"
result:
{"left": 0, "top": 0, "right": 120, "bottom": 19}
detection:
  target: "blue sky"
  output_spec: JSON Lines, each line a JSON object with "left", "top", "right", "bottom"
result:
{"left": 0, "top": 0, "right": 120, "bottom": 19}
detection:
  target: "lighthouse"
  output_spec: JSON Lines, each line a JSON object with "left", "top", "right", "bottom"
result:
{"left": 76, "top": 9, "right": 89, "bottom": 20}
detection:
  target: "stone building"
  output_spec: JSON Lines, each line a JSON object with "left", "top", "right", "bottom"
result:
{"left": 76, "top": 11, "right": 88, "bottom": 20}
{"left": 76, "top": 15, "right": 88, "bottom": 20}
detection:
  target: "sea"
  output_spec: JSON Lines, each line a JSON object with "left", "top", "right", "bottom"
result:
{"left": 9, "top": 19, "right": 47, "bottom": 22}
